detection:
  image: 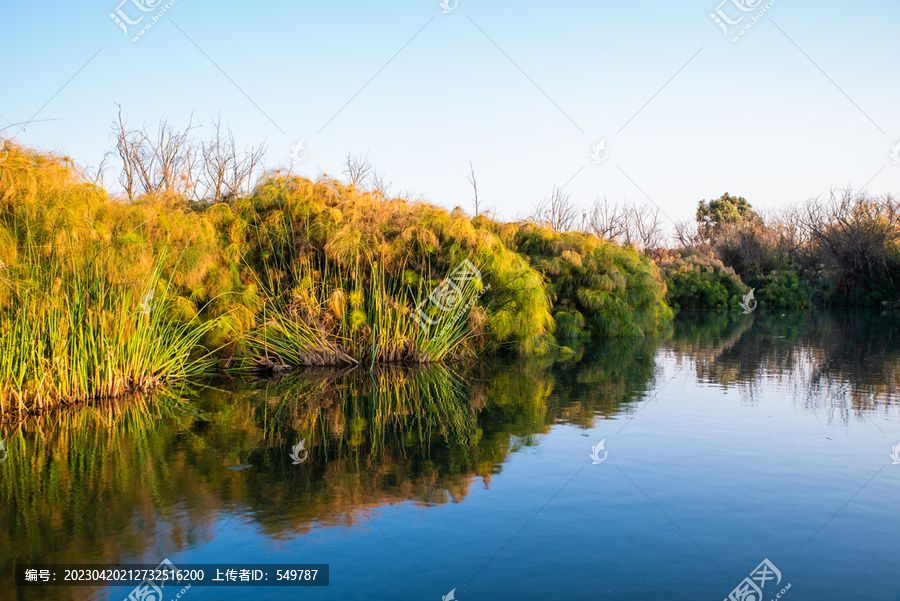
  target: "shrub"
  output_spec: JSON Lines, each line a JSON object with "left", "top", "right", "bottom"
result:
{"left": 803, "top": 191, "right": 900, "bottom": 308}
{"left": 0, "top": 136, "right": 679, "bottom": 416}
{"left": 659, "top": 253, "right": 747, "bottom": 311}
{"left": 755, "top": 269, "right": 811, "bottom": 310}
{"left": 500, "top": 224, "right": 672, "bottom": 339}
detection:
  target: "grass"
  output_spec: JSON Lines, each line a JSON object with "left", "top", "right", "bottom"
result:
{"left": 494, "top": 223, "right": 673, "bottom": 342}
{"left": 0, "top": 252, "right": 219, "bottom": 419}
{"left": 0, "top": 139, "right": 675, "bottom": 419}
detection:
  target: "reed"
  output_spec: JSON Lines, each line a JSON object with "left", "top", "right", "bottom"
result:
{"left": 0, "top": 252, "right": 219, "bottom": 419}
{"left": 0, "top": 138, "right": 675, "bottom": 416}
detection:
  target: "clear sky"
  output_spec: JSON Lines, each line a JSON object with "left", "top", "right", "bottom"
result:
{"left": 1, "top": 0, "right": 898, "bottom": 227}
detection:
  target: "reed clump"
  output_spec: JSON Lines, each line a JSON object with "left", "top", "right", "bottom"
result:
{"left": 0, "top": 139, "right": 674, "bottom": 418}
{"left": 487, "top": 222, "right": 673, "bottom": 343}
{"left": 219, "top": 174, "right": 557, "bottom": 366}
{"left": 0, "top": 143, "right": 223, "bottom": 419}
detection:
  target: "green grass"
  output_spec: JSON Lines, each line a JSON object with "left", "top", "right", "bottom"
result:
{"left": 0, "top": 139, "right": 675, "bottom": 418}
{"left": 0, "top": 252, "right": 219, "bottom": 418}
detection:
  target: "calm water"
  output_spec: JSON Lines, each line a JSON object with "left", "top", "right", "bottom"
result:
{"left": 2, "top": 312, "right": 900, "bottom": 601}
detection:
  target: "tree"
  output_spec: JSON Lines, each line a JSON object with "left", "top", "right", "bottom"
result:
{"left": 697, "top": 193, "right": 759, "bottom": 241}
{"left": 112, "top": 108, "right": 264, "bottom": 202}
{"left": 586, "top": 197, "right": 663, "bottom": 251}
{"left": 530, "top": 187, "right": 583, "bottom": 232}
{"left": 343, "top": 153, "right": 371, "bottom": 188}
{"left": 467, "top": 160, "right": 480, "bottom": 216}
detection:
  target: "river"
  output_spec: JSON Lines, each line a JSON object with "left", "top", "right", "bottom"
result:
{"left": 2, "top": 311, "right": 899, "bottom": 600}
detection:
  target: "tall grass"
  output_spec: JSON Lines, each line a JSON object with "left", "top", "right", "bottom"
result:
{"left": 228, "top": 175, "right": 547, "bottom": 368}
{"left": 0, "top": 139, "right": 675, "bottom": 417}
{"left": 496, "top": 224, "right": 672, "bottom": 341}
{"left": 0, "top": 253, "right": 218, "bottom": 419}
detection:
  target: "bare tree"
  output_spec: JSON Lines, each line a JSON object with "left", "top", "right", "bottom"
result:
{"left": 674, "top": 219, "right": 700, "bottom": 249}
{"left": 630, "top": 203, "right": 664, "bottom": 251}
{"left": 112, "top": 109, "right": 265, "bottom": 202}
{"left": 587, "top": 197, "right": 627, "bottom": 241}
{"left": 343, "top": 153, "right": 372, "bottom": 188}
{"left": 112, "top": 109, "right": 196, "bottom": 197}
{"left": 530, "top": 187, "right": 583, "bottom": 232}
{"left": 467, "top": 160, "right": 480, "bottom": 216}
{"left": 765, "top": 203, "right": 807, "bottom": 263}
{"left": 585, "top": 197, "right": 664, "bottom": 251}
{"left": 113, "top": 105, "right": 140, "bottom": 200}
{"left": 201, "top": 116, "right": 232, "bottom": 202}
{"left": 197, "top": 118, "right": 265, "bottom": 202}
{"left": 370, "top": 167, "right": 393, "bottom": 201}
{"left": 151, "top": 114, "right": 195, "bottom": 195}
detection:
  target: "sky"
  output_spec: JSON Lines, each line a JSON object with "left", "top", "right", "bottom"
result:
{"left": 1, "top": 0, "right": 899, "bottom": 228}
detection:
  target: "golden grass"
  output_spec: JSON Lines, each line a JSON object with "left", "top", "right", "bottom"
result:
{"left": 0, "top": 139, "right": 673, "bottom": 418}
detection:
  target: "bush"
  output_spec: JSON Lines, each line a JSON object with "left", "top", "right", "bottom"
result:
{"left": 498, "top": 224, "right": 672, "bottom": 340}
{"left": 803, "top": 191, "right": 900, "bottom": 308}
{"left": 755, "top": 269, "right": 811, "bottom": 310}
{"left": 659, "top": 253, "right": 747, "bottom": 311}
{"left": 687, "top": 190, "right": 900, "bottom": 311}
{"left": 0, "top": 137, "right": 682, "bottom": 417}
{"left": 222, "top": 174, "right": 556, "bottom": 360}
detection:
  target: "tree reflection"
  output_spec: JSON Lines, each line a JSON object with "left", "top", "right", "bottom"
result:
{"left": 7, "top": 312, "right": 898, "bottom": 598}
{"left": 666, "top": 311, "right": 900, "bottom": 420}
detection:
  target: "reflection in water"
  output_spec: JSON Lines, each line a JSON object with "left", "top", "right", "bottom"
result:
{"left": 2, "top": 311, "right": 899, "bottom": 599}
{"left": 667, "top": 312, "right": 900, "bottom": 420}
{"left": 0, "top": 352, "right": 661, "bottom": 597}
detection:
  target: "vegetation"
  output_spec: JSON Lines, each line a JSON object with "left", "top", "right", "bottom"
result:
{"left": 520, "top": 187, "right": 900, "bottom": 313}
{"left": 696, "top": 192, "right": 760, "bottom": 242}
{"left": 0, "top": 135, "right": 672, "bottom": 419}
{"left": 0, "top": 143, "right": 225, "bottom": 419}
{"left": 669, "top": 190, "right": 900, "bottom": 310}
{"left": 492, "top": 223, "right": 672, "bottom": 342}
{"left": 5, "top": 113, "right": 897, "bottom": 419}
{"left": 658, "top": 252, "right": 746, "bottom": 312}
{"left": 219, "top": 174, "right": 555, "bottom": 365}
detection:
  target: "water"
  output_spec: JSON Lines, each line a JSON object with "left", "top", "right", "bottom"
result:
{"left": 2, "top": 312, "right": 900, "bottom": 600}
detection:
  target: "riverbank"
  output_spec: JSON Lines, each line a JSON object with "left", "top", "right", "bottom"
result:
{"left": 0, "top": 142, "right": 670, "bottom": 419}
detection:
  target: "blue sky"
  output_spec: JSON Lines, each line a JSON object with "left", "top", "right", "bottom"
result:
{"left": 1, "top": 0, "right": 898, "bottom": 226}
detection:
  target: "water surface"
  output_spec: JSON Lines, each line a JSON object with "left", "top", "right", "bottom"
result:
{"left": 2, "top": 312, "right": 900, "bottom": 600}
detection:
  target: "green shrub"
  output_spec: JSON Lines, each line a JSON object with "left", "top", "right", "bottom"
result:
{"left": 755, "top": 269, "right": 811, "bottom": 310}
{"left": 660, "top": 253, "right": 747, "bottom": 311}
{"left": 498, "top": 224, "right": 672, "bottom": 339}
